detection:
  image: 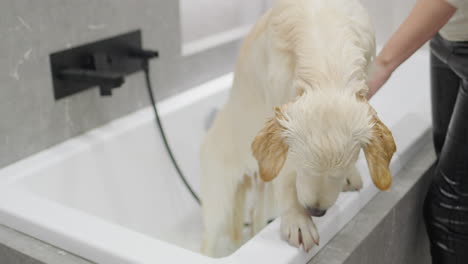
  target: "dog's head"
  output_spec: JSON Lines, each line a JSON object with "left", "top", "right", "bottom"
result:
{"left": 252, "top": 89, "right": 396, "bottom": 217}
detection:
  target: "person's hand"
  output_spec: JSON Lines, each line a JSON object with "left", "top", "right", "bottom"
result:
{"left": 366, "top": 59, "right": 393, "bottom": 100}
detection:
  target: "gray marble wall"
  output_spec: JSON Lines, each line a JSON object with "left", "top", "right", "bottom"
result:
{"left": 0, "top": 0, "right": 239, "bottom": 169}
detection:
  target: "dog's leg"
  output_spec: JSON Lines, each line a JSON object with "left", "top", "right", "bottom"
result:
{"left": 342, "top": 165, "right": 363, "bottom": 192}
{"left": 201, "top": 174, "right": 249, "bottom": 257}
{"left": 201, "top": 216, "right": 224, "bottom": 257}
{"left": 200, "top": 180, "right": 226, "bottom": 257}
{"left": 230, "top": 175, "right": 250, "bottom": 247}
{"left": 277, "top": 171, "right": 320, "bottom": 252}
{"left": 201, "top": 189, "right": 236, "bottom": 257}
{"left": 250, "top": 176, "right": 270, "bottom": 237}
{"left": 200, "top": 165, "right": 233, "bottom": 257}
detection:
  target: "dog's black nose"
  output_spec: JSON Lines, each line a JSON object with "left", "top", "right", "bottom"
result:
{"left": 307, "top": 207, "right": 327, "bottom": 217}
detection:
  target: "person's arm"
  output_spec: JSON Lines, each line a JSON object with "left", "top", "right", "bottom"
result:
{"left": 367, "top": 0, "right": 457, "bottom": 99}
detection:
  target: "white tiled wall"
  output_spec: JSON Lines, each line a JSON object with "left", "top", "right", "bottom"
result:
{"left": 180, "top": 0, "right": 274, "bottom": 44}
{"left": 180, "top": 0, "right": 419, "bottom": 48}
{"left": 361, "top": 0, "right": 419, "bottom": 45}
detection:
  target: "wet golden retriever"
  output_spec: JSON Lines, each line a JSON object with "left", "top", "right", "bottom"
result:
{"left": 200, "top": 0, "right": 396, "bottom": 257}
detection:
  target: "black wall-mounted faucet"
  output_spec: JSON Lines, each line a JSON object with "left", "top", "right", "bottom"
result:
{"left": 50, "top": 30, "right": 158, "bottom": 99}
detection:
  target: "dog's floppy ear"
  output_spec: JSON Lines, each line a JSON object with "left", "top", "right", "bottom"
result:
{"left": 363, "top": 107, "right": 396, "bottom": 191}
{"left": 251, "top": 107, "right": 289, "bottom": 182}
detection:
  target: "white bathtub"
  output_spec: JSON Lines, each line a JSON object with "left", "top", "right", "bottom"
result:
{"left": 0, "top": 50, "right": 432, "bottom": 264}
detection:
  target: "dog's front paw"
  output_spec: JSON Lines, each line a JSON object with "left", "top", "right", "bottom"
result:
{"left": 280, "top": 209, "right": 319, "bottom": 252}
{"left": 342, "top": 166, "right": 363, "bottom": 192}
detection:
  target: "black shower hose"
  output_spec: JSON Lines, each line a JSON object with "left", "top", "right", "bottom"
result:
{"left": 142, "top": 63, "right": 201, "bottom": 205}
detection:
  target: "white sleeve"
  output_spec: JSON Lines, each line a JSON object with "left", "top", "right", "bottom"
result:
{"left": 446, "top": 0, "right": 465, "bottom": 8}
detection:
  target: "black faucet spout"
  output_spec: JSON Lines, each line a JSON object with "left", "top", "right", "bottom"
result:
{"left": 58, "top": 68, "right": 124, "bottom": 96}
